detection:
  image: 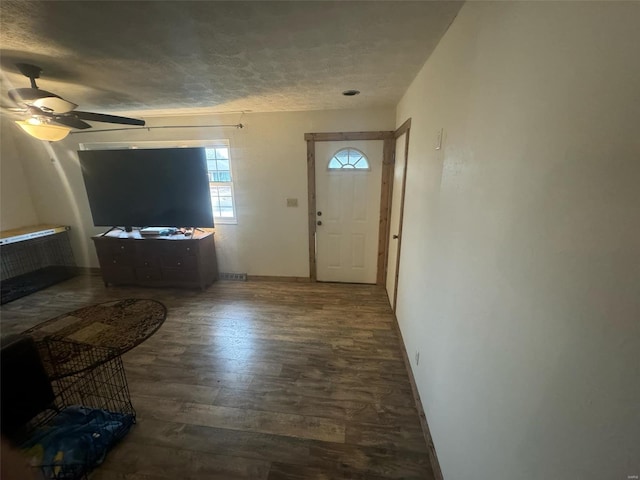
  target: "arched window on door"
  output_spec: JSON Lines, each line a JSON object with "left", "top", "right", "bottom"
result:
{"left": 328, "top": 148, "right": 370, "bottom": 170}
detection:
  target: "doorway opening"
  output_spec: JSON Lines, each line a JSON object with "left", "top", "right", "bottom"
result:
{"left": 305, "top": 131, "right": 394, "bottom": 285}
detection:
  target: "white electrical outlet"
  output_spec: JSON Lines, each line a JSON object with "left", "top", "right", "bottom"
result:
{"left": 415, "top": 351, "right": 420, "bottom": 365}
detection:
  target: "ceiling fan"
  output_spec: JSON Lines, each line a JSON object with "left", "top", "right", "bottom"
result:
{"left": 5, "top": 63, "right": 145, "bottom": 140}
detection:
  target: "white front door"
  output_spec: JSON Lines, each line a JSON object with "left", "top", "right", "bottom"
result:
{"left": 386, "top": 133, "right": 407, "bottom": 309}
{"left": 315, "top": 140, "right": 383, "bottom": 283}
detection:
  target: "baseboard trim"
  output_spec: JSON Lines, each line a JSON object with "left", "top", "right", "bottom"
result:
{"left": 392, "top": 312, "right": 444, "bottom": 480}
{"left": 247, "top": 275, "right": 311, "bottom": 283}
{"left": 82, "top": 270, "right": 311, "bottom": 283}
{"left": 74, "top": 267, "right": 102, "bottom": 276}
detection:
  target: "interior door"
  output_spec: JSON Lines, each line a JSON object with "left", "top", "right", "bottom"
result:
{"left": 315, "top": 140, "right": 383, "bottom": 283}
{"left": 386, "top": 133, "right": 407, "bottom": 308}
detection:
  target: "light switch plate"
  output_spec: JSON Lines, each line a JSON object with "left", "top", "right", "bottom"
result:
{"left": 286, "top": 198, "right": 298, "bottom": 207}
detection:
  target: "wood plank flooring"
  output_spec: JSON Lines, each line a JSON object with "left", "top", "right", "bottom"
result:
{"left": 0, "top": 275, "right": 433, "bottom": 479}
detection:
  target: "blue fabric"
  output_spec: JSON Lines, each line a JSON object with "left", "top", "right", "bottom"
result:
{"left": 21, "top": 406, "right": 134, "bottom": 479}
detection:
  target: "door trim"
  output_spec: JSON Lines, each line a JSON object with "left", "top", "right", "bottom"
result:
{"left": 389, "top": 118, "right": 412, "bottom": 311}
{"left": 377, "top": 138, "right": 395, "bottom": 285}
{"left": 394, "top": 118, "right": 412, "bottom": 139}
{"left": 305, "top": 131, "right": 395, "bottom": 283}
{"left": 306, "top": 139, "right": 317, "bottom": 281}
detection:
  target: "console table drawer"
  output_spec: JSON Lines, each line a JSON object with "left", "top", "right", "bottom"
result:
{"left": 160, "top": 255, "right": 197, "bottom": 270}
{"left": 135, "top": 256, "right": 160, "bottom": 268}
{"left": 136, "top": 243, "right": 163, "bottom": 257}
{"left": 162, "top": 243, "right": 197, "bottom": 257}
{"left": 96, "top": 240, "right": 136, "bottom": 257}
{"left": 161, "top": 268, "right": 199, "bottom": 282}
{"left": 135, "top": 267, "right": 162, "bottom": 281}
{"left": 99, "top": 253, "right": 135, "bottom": 267}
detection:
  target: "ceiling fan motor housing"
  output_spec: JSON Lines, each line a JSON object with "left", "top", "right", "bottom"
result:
{"left": 16, "top": 63, "right": 42, "bottom": 82}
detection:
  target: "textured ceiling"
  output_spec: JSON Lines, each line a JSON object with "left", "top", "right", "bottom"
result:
{"left": 0, "top": 1, "right": 462, "bottom": 115}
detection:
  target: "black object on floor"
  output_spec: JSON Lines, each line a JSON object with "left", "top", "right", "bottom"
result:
{"left": 1, "top": 335, "right": 55, "bottom": 440}
{"left": 0, "top": 266, "right": 77, "bottom": 305}
{"left": 1, "top": 336, "right": 136, "bottom": 479}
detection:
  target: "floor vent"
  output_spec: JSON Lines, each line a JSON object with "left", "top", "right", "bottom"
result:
{"left": 219, "top": 272, "right": 248, "bottom": 281}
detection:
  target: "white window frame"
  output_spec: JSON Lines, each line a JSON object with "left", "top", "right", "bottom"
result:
{"left": 79, "top": 139, "right": 237, "bottom": 225}
{"left": 205, "top": 143, "right": 236, "bottom": 224}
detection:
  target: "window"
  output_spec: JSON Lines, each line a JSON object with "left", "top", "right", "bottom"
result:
{"left": 206, "top": 144, "right": 237, "bottom": 223}
{"left": 328, "top": 148, "right": 370, "bottom": 170}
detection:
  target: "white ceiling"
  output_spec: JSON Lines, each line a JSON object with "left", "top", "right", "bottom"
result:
{"left": 0, "top": 1, "right": 462, "bottom": 116}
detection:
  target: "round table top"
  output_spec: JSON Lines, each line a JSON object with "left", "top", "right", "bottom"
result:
{"left": 23, "top": 298, "right": 166, "bottom": 378}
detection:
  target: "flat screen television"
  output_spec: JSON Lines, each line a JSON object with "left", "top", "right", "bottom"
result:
{"left": 78, "top": 148, "right": 214, "bottom": 228}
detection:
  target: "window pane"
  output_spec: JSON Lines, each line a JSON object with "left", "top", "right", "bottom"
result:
{"left": 210, "top": 186, "right": 219, "bottom": 195}
{"left": 328, "top": 158, "right": 342, "bottom": 169}
{"left": 220, "top": 207, "right": 234, "bottom": 217}
{"left": 216, "top": 171, "right": 231, "bottom": 182}
{"left": 354, "top": 162, "right": 368, "bottom": 169}
{"left": 219, "top": 196, "right": 233, "bottom": 207}
{"left": 216, "top": 159, "right": 230, "bottom": 171}
{"left": 207, "top": 159, "right": 217, "bottom": 170}
{"left": 206, "top": 149, "right": 217, "bottom": 160}
{"left": 215, "top": 147, "right": 229, "bottom": 159}
{"left": 335, "top": 150, "right": 349, "bottom": 162}
{"left": 218, "top": 186, "right": 232, "bottom": 196}
{"left": 349, "top": 154, "right": 363, "bottom": 166}
{"left": 210, "top": 196, "right": 220, "bottom": 207}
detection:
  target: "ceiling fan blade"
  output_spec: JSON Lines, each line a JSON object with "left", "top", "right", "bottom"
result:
{"left": 33, "top": 97, "right": 77, "bottom": 114}
{"left": 52, "top": 115, "right": 92, "bottom": 130}
{"left": 8, "top": 88, "right": 52, "bottom": 103}
{"left": 74, "top": 111, "right": 145, "bottom": 126}
{"left": 8, "top": 88, "right": 77, "bottom": 113}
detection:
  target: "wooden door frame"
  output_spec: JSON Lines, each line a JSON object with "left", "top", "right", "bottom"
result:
{"left": 305, "top": 131, "right": 395, "bottom": 284}
{"left": 388, "top": 118, "right": 411, "bottom": 311}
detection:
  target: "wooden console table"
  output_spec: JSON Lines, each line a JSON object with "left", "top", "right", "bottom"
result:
{"left": 92, "top": 230, "right": 217, "bottom": 290}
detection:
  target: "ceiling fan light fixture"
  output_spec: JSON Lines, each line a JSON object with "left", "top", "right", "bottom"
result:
{"left": 16, "top": 120, "right": 71, "bottom": 142}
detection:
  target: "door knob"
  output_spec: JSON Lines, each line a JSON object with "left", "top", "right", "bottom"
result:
{"left": 317, "top": 221, "right": 322, "bottom": 226}
{"left": 392, "top": 234, "right": 399, "bottom": 239}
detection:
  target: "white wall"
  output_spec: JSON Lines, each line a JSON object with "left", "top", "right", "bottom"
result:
{"left": 13, "top": 108, "right": 394, "bottom": 275}
{"left": 0, "top": 118, "right": 39, "bottom": 230}
{"left": 394, "top": 2, "right": 640, "bottom": 479}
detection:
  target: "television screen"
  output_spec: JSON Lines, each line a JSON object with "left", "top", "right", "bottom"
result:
{"left": 78, "top": 148, "right": 214, "bottom": 228}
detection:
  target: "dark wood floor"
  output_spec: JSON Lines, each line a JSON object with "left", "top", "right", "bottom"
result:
{"left": 0, "top": 275, "right": 433, "bottom": 479}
